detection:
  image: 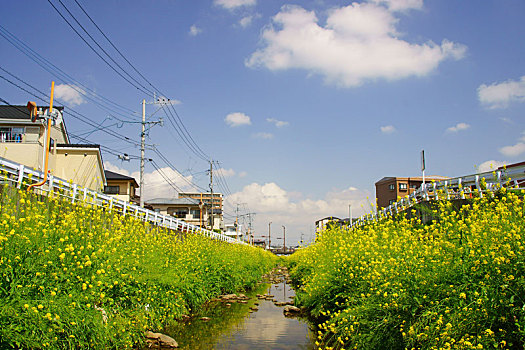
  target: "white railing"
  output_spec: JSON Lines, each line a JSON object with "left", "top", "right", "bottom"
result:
{"left": 0, "top": 156, "right": 246, "bottom": 245}
{"left": 351, "top": 163, "right": 525, "bottom": 229}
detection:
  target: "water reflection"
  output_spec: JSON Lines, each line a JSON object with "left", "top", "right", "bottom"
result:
{"left": 165, "top": 281, "right": 315, "bottom": 349}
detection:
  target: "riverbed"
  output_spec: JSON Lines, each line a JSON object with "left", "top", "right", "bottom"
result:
{"left": 164, "top": 269, "right": 316, "bottom": 349}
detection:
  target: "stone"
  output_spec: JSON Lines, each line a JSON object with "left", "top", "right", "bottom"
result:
{"left": 200, "top": 317, "right": 211, "bottom": 321}
{"left": 145, "top": 331, "right": 178, "bottom": 348}
{"left": 249, "top": 306, "right": 259, "bottom": 311}
{"left": 283, "top": 305, "right": 300, "bottom": 313}
{"left": 221, "top": 294, "right": 237, "bottom": 300}
{"left": 238, "top": 300, "right": 248, "bottom": 304}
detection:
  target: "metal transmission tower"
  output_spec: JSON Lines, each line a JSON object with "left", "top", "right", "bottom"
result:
{"left": 139, "top": 97, "right": 163, "bottom": 207}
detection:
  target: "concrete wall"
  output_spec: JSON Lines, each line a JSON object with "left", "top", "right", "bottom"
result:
{"left": 54, "top": 149, "right": 105, "bottom": 191}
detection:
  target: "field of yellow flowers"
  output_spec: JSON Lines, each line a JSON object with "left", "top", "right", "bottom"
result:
{"left": 0, "top": 184, "right": 276, "bottom": 349}
{"left": 288, "top": 188, "right": 525, "bottom": 350}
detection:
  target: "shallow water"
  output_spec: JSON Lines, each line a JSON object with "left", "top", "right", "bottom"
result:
{"left": 165, "top": 281, "right": 315, "bottom": 349}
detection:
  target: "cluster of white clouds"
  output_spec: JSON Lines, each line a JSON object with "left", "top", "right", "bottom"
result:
{"left": 214, "top": 0, "right": 256, "bottom": 10}
{"left": 104, "top": 162, "right": 197, "bottom": 201}
{"left": 189, "top": 25, "right": 202, "bottom": 36}
{"left": 54, "top": 84, "right": 86, "bottom": 106}
{"left": 226, "top": 182, "right": 371, "bottom": 243}
{"left": 224, "top": 112, "right": 289, "bottom": 140}
{"left": 478, "top": 76, "right": 525, "bottom": 109}
{"left": 446, "top": 122, "right": 470, "bottom": 133}
{"left": 225, "top": 112, "right": 252, "bottom": 127}
{"left": 245, "top": 2, "right": 466, "bottom": 87}
{"left": 380, "top": 125, "right": 396, "bottom": 134}
{"left": 477, "top": 160, "right": 507, "bottom": 173}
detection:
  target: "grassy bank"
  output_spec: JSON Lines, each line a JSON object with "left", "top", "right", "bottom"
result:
{"left": 0, "top": 184, "right": 276, "bottom": 349}
{"left": 288, "top": 189, "right": 525, "bottom": 349}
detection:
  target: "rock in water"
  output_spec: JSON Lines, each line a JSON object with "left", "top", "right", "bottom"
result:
{"left": 145, "top": 331, "right": 179, "bottom": 348}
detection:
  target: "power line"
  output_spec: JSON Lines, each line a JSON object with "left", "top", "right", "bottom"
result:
{"left": 46, "top": 0, "right": 153, "bottom": 96}
{"left": 0, "top": 67, "right": 140, "bottom": 147}
{"left": 0, "top": 24, "right": 138, "bottom": 119}
{"left": 51, "top": 0, "right": 210, "bottom": 161}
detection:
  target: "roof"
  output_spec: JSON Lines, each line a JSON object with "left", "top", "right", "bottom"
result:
{"left": 0, "top": 105, "right": 64, "bottom": 120}
{"left": 375, "top": 175, "right": 449, "bottom": 184}
{"left": 104, "top": 170, "right": 138, "bottom": 187}
{"left": 145, "top": 197, "right": 202, "bottom": 206}
{"left": 57, "top": 143, "right": 100, "bottom": 149}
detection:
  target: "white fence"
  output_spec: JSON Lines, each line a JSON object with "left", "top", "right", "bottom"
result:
{"left": 351, "top": 163, "right": 525, "bottom": 229}
{"left": 0, "top": 156, "right": 245, "bottom": 245}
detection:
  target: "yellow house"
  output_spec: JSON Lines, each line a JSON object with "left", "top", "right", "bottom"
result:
{"left": 103, "top": 170, "right": 139, "bottom": 204}
{"left": 0, "top": 105, "right": 105, "bottom": 191}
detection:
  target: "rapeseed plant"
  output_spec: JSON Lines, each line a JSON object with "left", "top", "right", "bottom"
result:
{"left": 0, "top": 183, "right": 276, "bottom": 349}
{"left": 288, "top": 189, "right": 525, "bottom": 350}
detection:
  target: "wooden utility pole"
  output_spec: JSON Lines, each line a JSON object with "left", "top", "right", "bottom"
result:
{"left": 139, "top": 99, "right": 146, "bottom": 207}
{"left": 282, "top": 225, "right": 286, "bottom": 252}
{"left": 209, "top": 161, "right": 214, "bottom": 231}
{"left": 268, "top": 222, "right": 272, "bottom": 250}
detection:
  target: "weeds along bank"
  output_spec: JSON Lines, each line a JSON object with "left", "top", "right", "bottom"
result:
{"left": 0, "top": 185, "right": 276, "bottom": 349}
{"left": 288, "top": 189, "right": 525, "bottom": 350}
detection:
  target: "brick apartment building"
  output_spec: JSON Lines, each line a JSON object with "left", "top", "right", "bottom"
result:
{"left": 375, "top": 175, "right": 448, "bottom": 209}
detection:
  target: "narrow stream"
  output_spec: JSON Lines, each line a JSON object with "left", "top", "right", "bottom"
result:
{"left": 164, "top": 271, "right": 316, "bottom": 349}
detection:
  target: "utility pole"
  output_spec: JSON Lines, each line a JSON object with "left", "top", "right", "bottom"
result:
{"left": 140, "top": 99, "right": 146, "bottom": 207}
{"left": 268, "top": 222, "right": 272, "bottom": 250}
{"left": 139, "top": 98, "right": 163, "bottom": 207}
{"left": 209, "top": 160, "right": 214, "bottom": 231}
{"left": 282, "top": 225, "right": 286, "bottom": 252}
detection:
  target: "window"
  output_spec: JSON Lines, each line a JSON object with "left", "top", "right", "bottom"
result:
{"left": 103, "top": 185, "right": 119, "bottom": 195}
{"left": 399, "top": 183, "right": 408, "bottom": 190}
{"left": 388, "top": 184, "right": 395, "bottom": 191}
{"left": 175, "top": 209, "right": 188, "bottom": 218}
{"left": 0, "top": 127, "right": 24, "bottom": 143}
{"left": 190, "top": 209, "right": 201, "bottom": 218}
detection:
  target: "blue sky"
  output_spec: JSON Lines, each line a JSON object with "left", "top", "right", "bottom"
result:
{"left": 1, "top": 0, "right": 524, "bottom": 244}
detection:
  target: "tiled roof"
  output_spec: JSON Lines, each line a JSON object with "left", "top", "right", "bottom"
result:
{"left": 0, "top": 105, "right": 64, "bottom": 120}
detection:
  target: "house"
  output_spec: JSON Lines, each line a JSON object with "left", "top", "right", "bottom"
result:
{"left": 103, "top": 170, "right": 139, "bottom": 204}
{"left": 315, "top": 216, "right": 340, "bottom": 234}
{"left": 0, "top": 105, "right": 105, "bottom": 191}
{"left": 375, "top": 175, "right": 449, "bottom": 209}
{"left": 224, "top": 223, "right": 242, "bottom": 240}
{"left": 178, "top": 192, "right": 223, "bottom": 230}
{"left": 145, "top": 197, "right": 209, "bottom": 228}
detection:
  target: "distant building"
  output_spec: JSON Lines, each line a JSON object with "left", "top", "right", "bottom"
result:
{"left": 0, "top": 105, "right": 105, "bottom": 191}
{"left": 145, "top": 197, "right": 209, "bottom": 228}
{"left": 103, "top": 170, "right": 139, "bottom": 204}
{"left": 178, "top": 192, "right": 223, "bottom": 230}
{"left": 223, "top": 223, "right": 242, "bottom": 240}
{"left": 315, "top": 216, "right": 340, "bottom": 234}
{"left": 375, "top": 175, "right": 449, "bottom": 209}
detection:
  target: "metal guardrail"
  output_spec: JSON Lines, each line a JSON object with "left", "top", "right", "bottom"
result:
{"left": 0, "top": 156, "right": 246, "bottom": 245}
{"left": 351, "top": 163, "right": 525, "bottom": 229}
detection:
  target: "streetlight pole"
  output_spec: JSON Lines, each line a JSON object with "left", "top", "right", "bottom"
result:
{"left": 349, "top": 204, "right": 352, "bottom": 227}
{"left": 282, "top": 225, "right": 286, "bottom": 252}
{"left": 268, "top": 222, "right": 272, "bottom": 250}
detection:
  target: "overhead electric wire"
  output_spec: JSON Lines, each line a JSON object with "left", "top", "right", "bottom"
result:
{"left": 150, "top": 159, "right": 184, "bottom": 194}
{"left": 54, "top": 0, "right": 210, "bottom": 161}
{"left": 46, "top": 0, "right": 153, "bottom": 96}
{"left": 0, "top": 24, "right": 138, "bottom": 119}
{"left": 0, "top": 67, "right": 140, "bottom": 147}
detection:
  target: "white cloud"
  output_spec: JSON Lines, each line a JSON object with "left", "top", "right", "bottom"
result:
{"left": 500, "top": 142, "right": 525, "bottom": 157}
{"left": 216, "top": 168, "right": 236, "bottom": 177}
{"left": 225, "top": 112, "right": 251, "bottom": 127}
{"left": 500, "top": 117, "right": 513, "bottom": 124}
{"left": 189, "top": 25, "right": 202, "bottom": 36}
{"left": 266, "top": 117, "right": 289, "bottom": 128}
{"left": 246, "top": 3, "right": 466, "bottom": 87}
{"left": 477, "top": 160, "right": 507, "bottom": 173}
{"left": 521, "top": 131, "right": 525, "bottom": 142}
{"left": 239, "top": 15, "right": 258, "bottom": 28}
{"left": 238, "top": 171, "right": 248, "bottom": 178}
{"left": 380, "top": 125, "right": 396, "bottom": 134}
{"left": 478, "top": 76, "right": 525, "bottom": 109}
{"left": 369, "top": 0, "right": 423, "bottom": 11}
{"left": 253, "top": 132, "right": 274, "bottom": 139}
{"left": 214, "top": 0, "right": 256, "bottom": 10}
{"left": 446, "top": 122, "right": 470, "bottom": 133}
{"left": 54, "top": 84, "right": 86, "bottom": 106}
{"left": 104, "top": 161, "right": 196, "bottom": 201}
{"left": 226, "top": 182, "right": 371, "bottom": 244}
